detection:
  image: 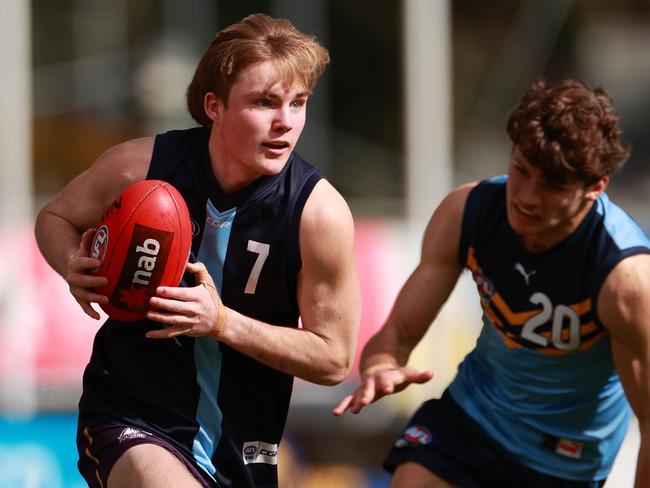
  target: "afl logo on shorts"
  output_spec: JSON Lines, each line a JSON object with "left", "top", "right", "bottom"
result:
{"left": 91, "top": 225, "right": 109, "bottom": 263}
{"left": 401, "top": 425, "right": 432, "bottom": 446}
{"left": 243, "top": 445, "right": 258, "bottom": 464}
{"left": 242, "top": 441, "right": 279, "bottom": 465}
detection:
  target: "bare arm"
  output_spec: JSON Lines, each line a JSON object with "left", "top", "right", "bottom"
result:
{"left": 146, "top": 179, "right": 361, "bottom": 385}
{"left": 599, "top": 254, "right": 650, "bottom": 488}
{"left": 334, "top": 183, "right": 474, "bottom": 415}
{"left": 34, "top": 137, "right": 154, "bottom": 317}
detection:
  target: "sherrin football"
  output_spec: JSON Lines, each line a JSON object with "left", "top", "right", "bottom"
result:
{"left": 90, "top": 180, "right": 192, "bottom": 321}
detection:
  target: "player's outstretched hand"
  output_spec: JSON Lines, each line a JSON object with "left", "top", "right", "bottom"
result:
{"left": 67, "top": 228, "right": 109, "bottom": 320}
{"left": 146, "top": 261, "right": 227, "bottom": 340}
{"left": 332, "top": 366, "right": 433, "bottom": 416}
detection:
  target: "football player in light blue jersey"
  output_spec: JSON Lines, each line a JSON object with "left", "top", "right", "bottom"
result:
{"left": 335, "top": 79, "right": 650, "bottom": 487}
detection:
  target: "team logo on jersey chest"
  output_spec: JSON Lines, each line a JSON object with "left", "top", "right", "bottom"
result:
{"left": 472, "top": 270, "right": 495, "bottom": 298}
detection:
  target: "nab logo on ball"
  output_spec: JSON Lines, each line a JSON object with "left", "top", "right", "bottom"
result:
{"left": 91, "top": 180, "right": 192, "bottom": 321}
{"left": 110, "top": 224, "right": 173, "bottom": 312}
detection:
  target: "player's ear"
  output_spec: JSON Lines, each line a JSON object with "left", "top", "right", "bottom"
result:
{"left": 585, "top": 175, "right": 609, "bottom": 201}
{"left": 204, "top": 92, "right": 224, "bottom": 123}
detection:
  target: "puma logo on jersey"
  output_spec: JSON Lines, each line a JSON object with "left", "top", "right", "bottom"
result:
{"left": 514, "top": 262, "right": 536, "bottom": 286}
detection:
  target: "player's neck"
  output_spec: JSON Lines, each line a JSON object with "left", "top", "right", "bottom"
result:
{"left": 208, "top": 141, "right": 262, "bottom": 194}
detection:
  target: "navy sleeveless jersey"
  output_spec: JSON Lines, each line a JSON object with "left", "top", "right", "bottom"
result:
{"left": 78, "top": 127, "right": 323, "bottom": 487}
{"left": 448, "top": 176, "right": 650, "bottom": 480}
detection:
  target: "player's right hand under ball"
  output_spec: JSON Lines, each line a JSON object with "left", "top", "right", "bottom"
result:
{"left": 67, "top": 228, "right": 109, "bottom": 320}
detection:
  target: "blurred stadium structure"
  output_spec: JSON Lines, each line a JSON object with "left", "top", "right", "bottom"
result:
{"left": 1, "top": 0, "right": 649, "bottom": 486}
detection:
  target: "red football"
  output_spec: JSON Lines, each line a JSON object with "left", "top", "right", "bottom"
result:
{"left": 90, "top": 180, "right": 192, "bottom": 321}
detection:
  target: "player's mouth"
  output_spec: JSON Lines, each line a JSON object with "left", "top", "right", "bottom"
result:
{"left": 513, "top": 203, "right": 539, "bottom": 222}
{"left": 262, "top": 140, "right": 291, "bottom": 155}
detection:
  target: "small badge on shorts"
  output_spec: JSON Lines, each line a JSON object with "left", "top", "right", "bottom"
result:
{"left": 117, "top": 427, "right": 151, "bottom": 443}
{"left": 555, "top": 438, "right": 584, "bottom": 459}
{"left": 395, "top": 425, "right": 433, "bottom": 447}
{"left": 542, "top": 434, "right": 583, "bottom": 459}
{"left": 242, "top": 441, "right": 278, "bottom": 465}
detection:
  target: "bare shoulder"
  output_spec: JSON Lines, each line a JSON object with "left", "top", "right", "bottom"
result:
{"left": 598, "top": 254, "right": 650, "bottom": 348}
{"left": 300, "top": 179, "right": 354, "bottom": 239}
{"left": 88, "top": 136, "right": 155, "bottom": 187}
{"left": 420, "top": 182, "right": 477, "bottom": 262}
{"left": 432, "top": 182, "right": 477, "bottom": 224}
{"left": 299, "top": 179, "right": 355, "bottom": 269}
{"left": 41, "top": 136, "right": 155, "bottom": 230}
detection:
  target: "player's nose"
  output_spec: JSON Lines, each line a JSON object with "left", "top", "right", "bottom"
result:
{"left": 272, "top": 106, "right": 292, "bottom": 133}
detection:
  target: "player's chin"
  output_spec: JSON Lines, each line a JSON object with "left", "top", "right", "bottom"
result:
{"left": 507, "top": 207, "right": 538, "bottom": 234}
{"left": 257, "top": 154, "right": 291, "bottom": 175}
{"left": 509, "top": 221, "right": 538, "bottom": 239}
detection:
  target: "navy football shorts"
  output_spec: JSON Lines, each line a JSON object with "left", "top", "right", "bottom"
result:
{"left": 383, "top": 391, "right": 606, "bottom": 488}
{"left": 77, "top": 421, "right": 218, "bottom": 488}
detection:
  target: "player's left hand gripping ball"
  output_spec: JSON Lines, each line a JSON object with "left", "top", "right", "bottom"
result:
{"left": 89, "top": 180, "right": 192, "bottom": 321}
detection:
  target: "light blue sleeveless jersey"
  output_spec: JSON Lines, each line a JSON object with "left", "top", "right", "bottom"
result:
{"left": 449, "top": 176, "right": 650, "bottom": 480}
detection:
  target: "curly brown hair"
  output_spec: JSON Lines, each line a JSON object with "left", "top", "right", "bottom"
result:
{"left": 186, "top": 13, "right": 330, "bottom": 126}
{"left": 506, "top": 79, "right": 630, "bottom": 185}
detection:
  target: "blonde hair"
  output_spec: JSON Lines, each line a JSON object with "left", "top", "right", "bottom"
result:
{"left": 187, "top": 13, "right": 330, "bottom": 126}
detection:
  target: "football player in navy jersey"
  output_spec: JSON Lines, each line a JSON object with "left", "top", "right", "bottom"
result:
{"left": 35, "top": 13, "right": 360, "bottom": 488}
{"left": 335, "top": 79, "right": 650, "bottom": 487}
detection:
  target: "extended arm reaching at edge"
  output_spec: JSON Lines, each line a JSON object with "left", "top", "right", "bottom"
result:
{"left": 334, "top": 184, "right": 474, "bottom": 415}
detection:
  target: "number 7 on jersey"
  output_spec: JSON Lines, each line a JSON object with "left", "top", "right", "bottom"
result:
{"left": 245, "top": 240, "right": 270, "bottom": 294}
